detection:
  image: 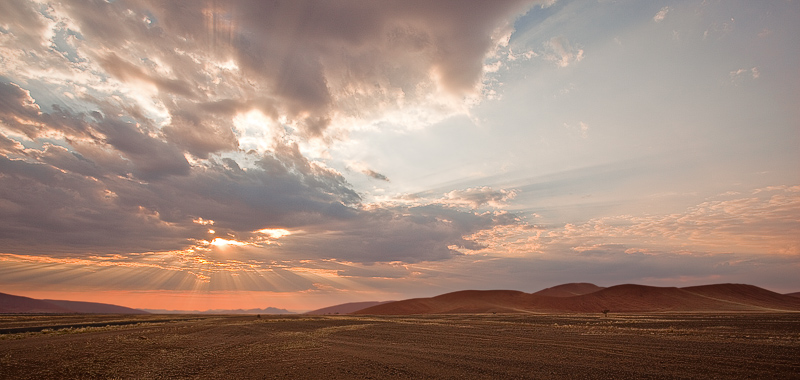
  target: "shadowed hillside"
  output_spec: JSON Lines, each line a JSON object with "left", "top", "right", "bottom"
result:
{"left": 0, "top": 293, "right": 147, "bottom": 314}
{"left": 373, "top": 290, "right": 533, "bottom": 315}
{"left": 44, "top": 300, "right": 148, "bottom": 314}
{"left": 354, "top": 284, "right": 800, "bottom": 315}
{"left": 306, "top": 301, "right": 393, "bottom": 315}
{"left": 0, "top": 293, "right": 74, "bottom": 314}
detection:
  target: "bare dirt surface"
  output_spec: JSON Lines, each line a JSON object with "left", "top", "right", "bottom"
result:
{"left": 1, "top": 313, "right": 798, "bottom": 379}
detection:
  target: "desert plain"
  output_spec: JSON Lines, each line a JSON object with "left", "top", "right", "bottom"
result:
{"left": 1, "top": 312, "right": 798, "bottom": 379}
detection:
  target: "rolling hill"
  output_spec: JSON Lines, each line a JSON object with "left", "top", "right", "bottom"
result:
{"left": 0, "top": 292, "right": 147, "bottom": 314}
{"left": 305, "top": 301, "right": 393, "bottom": 315}
{"left": 354, "top": 283, "right": 800, "bottom": 315}
{"left": 532, "top": 282, "right": 605, "bottom": 297}
{"left": 0, "top": 293, "right": 74, "bottom": 314}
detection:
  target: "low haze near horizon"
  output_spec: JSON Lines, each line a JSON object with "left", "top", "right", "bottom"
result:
{"left": 0, "top": 0, "right": 798, "bottom": 312}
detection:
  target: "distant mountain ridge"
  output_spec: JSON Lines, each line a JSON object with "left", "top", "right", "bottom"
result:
{"left": 142, "top": 307, "right": 294, "bottom": 314}
{"left": 353, "top": 283, "right": 800, "bottom": 315}
{"left": 0, "top": 292, "right": 147, "bottom": 314}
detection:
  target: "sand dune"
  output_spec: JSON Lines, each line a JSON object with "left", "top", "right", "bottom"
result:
{"left": 44, "top": 300, "right": 148, "bottom": 314}
{"left": 354, "top": 283, "right": 800, "bottom": 315}
{"left": 0, "top": 293, "right": 74, "bottom": 314}
{"left": 532, "top": 282, "right": 605, "bottom": 297}
{"left": 384, "top": 290, "right": 533, "bottom": 314}
{"left": 0, "top": 292, "right": 147, "bottom": 314}
{"left": 305, "top": 301, "right": 393, "bottom": 315}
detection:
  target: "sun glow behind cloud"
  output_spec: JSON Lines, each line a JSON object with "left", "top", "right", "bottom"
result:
{"left": 256, "top": 228, "right": 292, "bottom": 239}
{"left": 209, "top": 238, "right": 249, "bottom": 247}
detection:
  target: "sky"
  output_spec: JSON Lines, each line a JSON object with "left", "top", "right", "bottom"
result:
{"left": 0, "top": 0, "right": 798, "bottom": 312}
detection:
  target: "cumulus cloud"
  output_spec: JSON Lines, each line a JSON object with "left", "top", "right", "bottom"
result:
{"left": 0, "top": 80, "right": 518, "bottom": 268}
{"left": 0, "top": 123, "right": 518, "bottom": 263}
{"left": 32, "top": 0, "right": 542, "bottom": 139}
{"left": 0, "top": 0, "right": 545, "bottom": 271}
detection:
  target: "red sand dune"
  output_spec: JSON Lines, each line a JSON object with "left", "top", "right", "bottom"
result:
{"left": 0, "top": 293, "right": 74, "bottom": 314}
{"left": 785, "top": 292, "right": 800, "bottom": 298}
{"left": 532, "top": 282, "right": 605, "bottom": 297}
{"left": 0, "top": 292, "right": 147, "bottom": 314}
{"left": 384, "top": 290, "right": 534, "bottom": 314}
{"left": 44, "top": 299, "right": 148, "bottom": 314}
{"left": 354, "top": 283, "right": 800, "bottom": 315}
{"left": 305, "top": 301, "right": 394, "bottom": 315}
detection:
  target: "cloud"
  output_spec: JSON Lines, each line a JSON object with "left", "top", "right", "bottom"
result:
{"left": 41, "top": 0, "right": 543, "bottom": 139}
{"left": 579, "top": 122, "right": 589, "bottom": 138}
{"left": 0, "top": 82, "right": 190, "bottom": 180}
{"left": 98, "top": 53, "right": 198, "bottom": 98}
{"left": 4, "top": 0, "right": 513, "bottom": 269}
{"left": 464, "top": 185, "right": 800, "bottom": 258}
{"left": 729, "top": 67, "right": 760, "bottom": 84}
{"left": 279, "top": 204, "right": 516, "bottom": 264}
{"left": 442, "top": 187, "right": 518, "bottom": 209}
{"left": 0, "top": 82, "right": 46, "bottom": 138}
{"left": 1, "top": 76, "right": 518, "bottom": 265}
{"left": 653, "top": 6, "right": 670, "bottom": 23}
{"left": 544, "top": 36, "right": 584, "bottom": 68}
{"left": 563, "top": 121, "right": 589, "bottom": 138}
{"left": 362, "top": 169, "right": 390, "bottom": 182}
{"left": 0, "top": 134, "right": 24, "bottom": 154}
{"left": 161, "top": 109, "right": 240, "bottom": 159}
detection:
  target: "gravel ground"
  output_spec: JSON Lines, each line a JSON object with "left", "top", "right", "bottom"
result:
{"left": 1, "top": 313, "right": 798, "bottom": 379}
